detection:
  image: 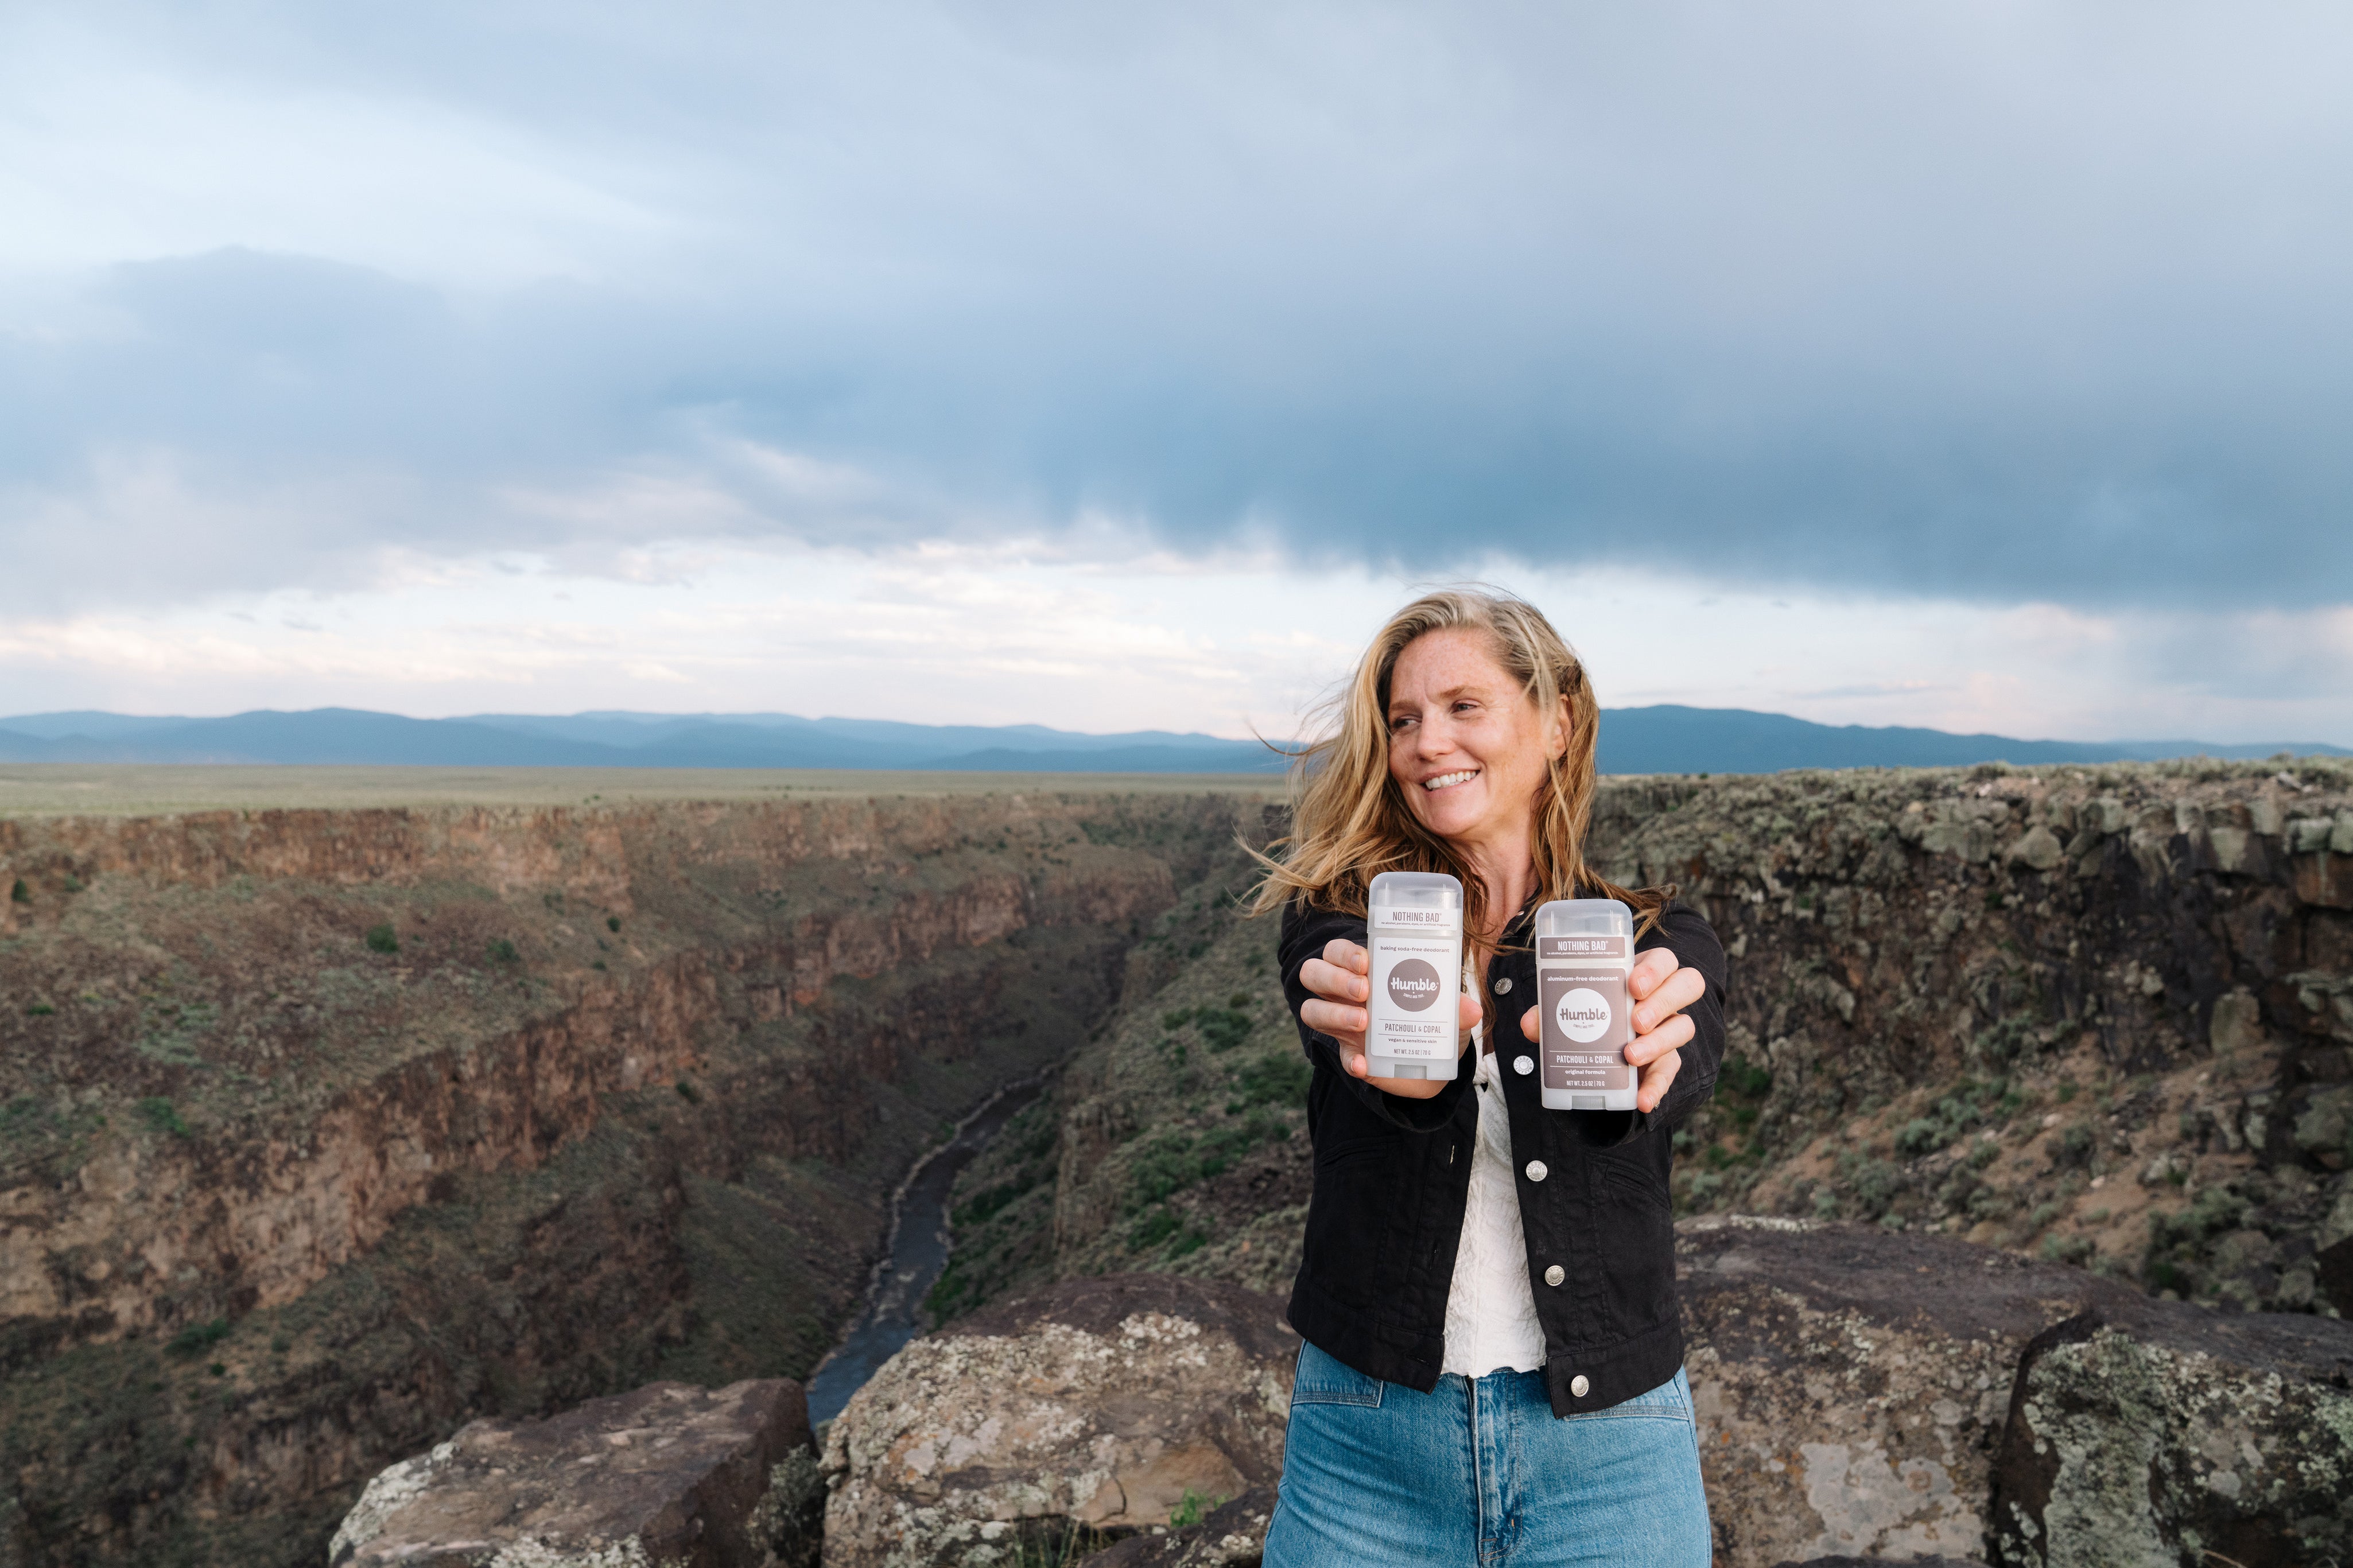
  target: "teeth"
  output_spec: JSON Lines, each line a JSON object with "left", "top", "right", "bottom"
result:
{"left": 1422, "top": 771, "right": 1477, "bottom": 791}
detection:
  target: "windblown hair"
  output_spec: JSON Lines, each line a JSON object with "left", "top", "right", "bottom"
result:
{"left": 1247, "top": 587, "right": 1669, "bottom": 940}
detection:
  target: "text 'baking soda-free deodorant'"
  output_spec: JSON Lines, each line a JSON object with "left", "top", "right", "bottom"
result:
{"left": 1535, "top": 898, "right": 1638, "bottom": 1111}
{"left": 1365, "top": 871, "right": 1463, "bottom": 1081}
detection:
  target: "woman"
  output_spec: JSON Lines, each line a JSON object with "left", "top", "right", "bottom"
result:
{"left": 1251, "top": 589, "right": 1725, "bottom": 1566}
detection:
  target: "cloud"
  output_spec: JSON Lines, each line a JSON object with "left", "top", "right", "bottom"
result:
{"left": 4, "top": 1, "right": 2353, "bottom": 617}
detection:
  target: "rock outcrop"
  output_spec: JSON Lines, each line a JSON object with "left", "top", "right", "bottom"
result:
{"left": 1683, "top": 1216, "right": 2131, "bottom": 1566}
{"left": 329, "top": 1378, "right": 819, "bottom": 1568}
{"left": 1681, "top": 1214, "right": 2353, "bottom": 1568}
{"left": 1987, "top": 1299, "right": 2353, "bottom": 1566}
{"left": 819, "top": 1274, "right": 1296, "bottom": 1567}
{"left": 1088, "top": 1487, "right": 1276, "bottom": 1567}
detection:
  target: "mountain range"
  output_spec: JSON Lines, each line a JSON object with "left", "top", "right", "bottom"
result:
{"left": 0, "top": 706, "right": 2343, "bottom": 775}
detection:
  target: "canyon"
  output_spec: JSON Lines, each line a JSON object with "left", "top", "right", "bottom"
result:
{"left": 0, "top": 787, "right": 1271, "bottom": 1566}
{"left": 5, "top": 751, "right": 2352, "bottom": 1565}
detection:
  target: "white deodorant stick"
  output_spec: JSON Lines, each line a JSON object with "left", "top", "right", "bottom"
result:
{"left": 1535, "top": 898, "right": 1638, "bottom": 1112}
{"left": 1365, "top": 870, "right": 1464, "bottom": 1081}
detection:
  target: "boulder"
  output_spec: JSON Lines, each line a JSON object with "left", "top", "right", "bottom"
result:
{"left": 1680, "top": 1216, "right": 2142, "bottom": 1567}
{"left": 329, "top": 1379, "right": 819, "bottom": 1568}
{"left": 1987, "top": 1300, "right": 2353, "bottom": 1567}
{"left": 819, "top": 1274, "right": 1297, "bottom": 1568}
{"left": 1089, "top": 1485, "right": 1277, "bottom": 1567}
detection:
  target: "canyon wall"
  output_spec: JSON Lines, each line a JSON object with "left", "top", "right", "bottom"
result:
{"left": 945, "top": 756, "right": 2353, "bottom": 1320}
{"left": 0, "top": 790, "right": 1267, "bottom": 1567}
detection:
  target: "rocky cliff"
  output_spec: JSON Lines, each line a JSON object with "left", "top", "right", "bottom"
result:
{"left": 0, "top": 789, "right": 1269, "bottom": 1566}
{"left": 946, "top": 757, "right": 2353, "bottom": 1321}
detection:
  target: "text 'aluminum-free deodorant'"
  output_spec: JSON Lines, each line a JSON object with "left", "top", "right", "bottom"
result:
{"left": 1365, "top": 871, "right": 1463, "bottom": 1081}
{"left": 1535, "top": 897, "right": 1638, "bottom": 1111}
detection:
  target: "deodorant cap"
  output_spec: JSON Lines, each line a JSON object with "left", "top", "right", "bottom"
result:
{"left": 1534, "top": 897, "right": 1633, "bottom": 939}
{"left": 1369, "top": 870, "right": 1465, "bottom": 912}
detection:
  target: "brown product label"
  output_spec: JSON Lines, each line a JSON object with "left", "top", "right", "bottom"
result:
{"left": 1538, "top": 964, "right": 1631, "bottom": 1093}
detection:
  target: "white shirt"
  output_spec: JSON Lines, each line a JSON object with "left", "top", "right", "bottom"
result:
{"left": 1440, "top": 1020, "right": 1547, "bottom": 1378}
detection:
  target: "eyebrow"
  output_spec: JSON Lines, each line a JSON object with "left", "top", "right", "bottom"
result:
{"left": 1388, "top": 682, "right": 1491, "bottom": 715}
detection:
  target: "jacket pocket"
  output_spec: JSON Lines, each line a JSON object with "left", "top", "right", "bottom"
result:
{"left": 1290, "top": 1340, "right": 1385, "bottom": 1407}
{"left": 1594, "top": 1154, "right": 1671, "bottom": 1216}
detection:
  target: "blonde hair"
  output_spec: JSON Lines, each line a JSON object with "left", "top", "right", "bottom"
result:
{"left": 1248, "top": 586, "right": 1669, "bottom": 940}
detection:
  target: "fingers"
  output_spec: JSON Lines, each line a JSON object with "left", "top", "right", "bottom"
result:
{"left": 1628, "top": 947, "right": 1679, "bottom": 1001}
{"left": 1520, "top": 1004, "right": 1540, "bottom": 1042}
{"left": 1459, "top": 992, "right": 1484, "bottom": 1034}
{"left": 1624, "top": 1011, "right": 1693, "bottom": 1067}
{"left": 1299, "top": 997, "right": 1368, "bottom": 1040}
{"left": 1635, "top": 1045, "right": 1684, "bottom": 1114}
{"left": 1631, "top": 966, "right": 1706, "bottom": 1035}
{"left": 1322, "top": 938, "right": 1369, "bottom": 973}
{"left": 1301, "top": 956, "right": 1368, "bottom": 1005}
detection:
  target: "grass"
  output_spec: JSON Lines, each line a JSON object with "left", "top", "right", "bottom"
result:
{"left": 364, "top": 924, "right": 400, "bottom": 955}
{"left": 137, "top": 1098, "right": 191, "bottom": 1138}
{"left": 0, "top": 764, "right": 1285, "bottom": 818}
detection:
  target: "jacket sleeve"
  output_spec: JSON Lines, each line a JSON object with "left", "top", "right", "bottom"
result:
{"left": 1568, "top": 899, "right": 1729, "bottom": 1146}
{"left": 1279, "top": 897, "right": 1474, "bottom": 1134}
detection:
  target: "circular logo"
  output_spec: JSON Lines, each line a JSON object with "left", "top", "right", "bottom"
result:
{"left": 1385, "top": 959, "right": 1442, "bottom": 1012}
{"left": 1555, "top": 987, "right": 1612, "bottom": 1043}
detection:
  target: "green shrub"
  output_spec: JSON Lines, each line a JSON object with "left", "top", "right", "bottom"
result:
{"left": 166, "top": 1318, "right": 229, "bottom": 1358}
{"left": 61, "top": 875, "right": 83, "bottom": 893}
{"left": 1168, "top": 1488, "right": 1226, "bottom": 1528}
{"left": 138, "top": 1098, "right": 190, "bottom": 1138}
{"left": 486, "top": 938, "right": 519, "bottom": 964}
{"left": 674, "top": 1080, "right": 700, "bottom": 1104}
{"left": 1197, "top": 1008, "right": 1253, "bottom": 1052}
{"left": 1719, "top": 1055, "right": 1772, "bottom": 1099}
{"left": 607, "top": 916, "right": 622, "bottom": 932}
{"left": 1894, "top": 1119, "right": 1943, "bottom": 1157}
{"left": 1227, "top": 993, "right": 1253, "bottom": 1009}
{"left": 8, "top": 878, "right": 25, "bottom": 902}
{"left": 25, "top": 1002, "right": 54, "bottom": 1017}
{"left": 1161, "top": 1007, "right": 1195, "bottom": 1030}
{"left": 1127, "top": 1208, "right": 1182, "bottom": 1250}
{"left": 364, "top": 924, "right": 399, "bottom": 955}
{"left": 1236, "top": 1053, "right": 1310, "bottom": 1107}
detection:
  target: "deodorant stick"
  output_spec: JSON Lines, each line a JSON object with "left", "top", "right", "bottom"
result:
{"left": 1535, "top": 898, "right": 1638, "bottom": 1112}
{"left": 1365, "top": 871, "right": 1463, "bottom": 1081}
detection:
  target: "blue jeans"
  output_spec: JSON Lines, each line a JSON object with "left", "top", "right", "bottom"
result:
{"left": 1263, "top": 1341, "right": 1711, "bottom": 1567}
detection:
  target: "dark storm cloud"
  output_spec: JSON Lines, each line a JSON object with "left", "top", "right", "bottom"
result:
{"left": 6, "top": 0, "right": 2352, "bottom": 611}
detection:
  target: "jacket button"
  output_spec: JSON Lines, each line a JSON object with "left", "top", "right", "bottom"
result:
{"left": 1525, "top": 1160, "right": 1547, "bottom": 1182}
{"left": 1570, "top": 1374, "right": 1590, "bottom": 1398}
{"left": 1493, "top": 976, "right": 1513, "bottom": 994}
{"left": 1513, "top": 1055, "right": 1533, "bottom": 1076}
{"left": 1544, "top": 1264, "right": 1564, "bottom": 1287}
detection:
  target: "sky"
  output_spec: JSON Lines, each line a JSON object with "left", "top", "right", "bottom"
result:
{"left": 3, "top": 1, "right": 2351, "bottom": 742}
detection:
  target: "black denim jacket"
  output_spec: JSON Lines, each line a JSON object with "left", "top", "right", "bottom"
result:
{"left": 1277, "top": 893, "right": 1727, "bottom": 1417}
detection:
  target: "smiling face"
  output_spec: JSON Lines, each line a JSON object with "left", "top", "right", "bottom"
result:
{"left": 1385, "top": 627, "right": 1566, "bottom": 850}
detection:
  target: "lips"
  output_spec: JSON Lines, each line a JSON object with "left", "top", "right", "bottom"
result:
{"left": 1420, "top": 769, "right": 1479, "bottom": 792}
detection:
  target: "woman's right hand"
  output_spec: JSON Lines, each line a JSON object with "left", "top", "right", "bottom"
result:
{"left": 1298, "top": 938, "right": 1481, "bottom": 1100}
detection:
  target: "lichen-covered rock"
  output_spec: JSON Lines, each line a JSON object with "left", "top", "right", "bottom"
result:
{"left": 1987, "top": 1301, "right": 2353, "bottom": 1567}
{"left": 1088, "top": 1485, "right": 1276, "bottom": 1567}
{"left": 329, "top": 1378, "right": 814, "bottom": 1568}
{"left": 1681, "top": 1215, "right": 2143, "bottom": 1567}
{"left": 818, "top": 1274, "right": 1296, "bottom": 1568}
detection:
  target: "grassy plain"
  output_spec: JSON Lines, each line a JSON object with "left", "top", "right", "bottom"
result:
{"left": 0, "top": 764, "right": 1286, "bottom": 818}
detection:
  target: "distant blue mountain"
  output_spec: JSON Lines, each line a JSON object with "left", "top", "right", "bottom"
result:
{"left": 0, "top": 705, "right": 2341, "bottom": 774}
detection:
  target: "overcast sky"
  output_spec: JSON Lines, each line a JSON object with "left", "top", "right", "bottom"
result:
{"left": 3, "top": 1, "right": 2350, "bottom": 741}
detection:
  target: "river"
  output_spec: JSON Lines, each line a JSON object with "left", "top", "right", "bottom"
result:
{"left": 803, "top": 1076, "right": 1049, "bottom": 1423}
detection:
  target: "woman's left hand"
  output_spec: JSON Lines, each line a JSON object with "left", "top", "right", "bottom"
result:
{"left": 1520, "top": 947, "right": 1706, "bottom": 1115}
